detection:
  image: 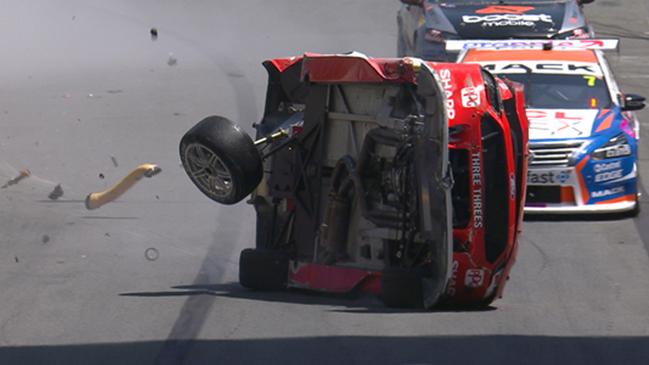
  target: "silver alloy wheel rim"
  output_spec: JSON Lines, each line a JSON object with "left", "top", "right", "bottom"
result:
{"left": 184, "top": 143, "right": 234, "bottom": 199}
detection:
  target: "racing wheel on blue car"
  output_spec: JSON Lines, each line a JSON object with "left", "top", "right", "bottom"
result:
{"left": 180, "top": 115, "right": 263, "bottom": 205}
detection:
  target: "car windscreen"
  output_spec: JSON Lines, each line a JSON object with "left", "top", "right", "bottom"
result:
{"left": 496, "top": 73, "right": 612, "bottom": 109}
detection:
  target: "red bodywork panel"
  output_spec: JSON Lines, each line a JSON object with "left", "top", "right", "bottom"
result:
{"left": 264, "top": 54, "right": 528, "bottom": 306}
{"left": 289, "top": 262, "right": 382, "bottom": 295}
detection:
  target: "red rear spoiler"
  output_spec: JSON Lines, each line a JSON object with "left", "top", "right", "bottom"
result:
{"left": 265, "top": 52, "right": 421, "bottom": 84}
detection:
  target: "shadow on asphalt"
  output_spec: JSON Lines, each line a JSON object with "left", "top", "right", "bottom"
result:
{"left": 119, "top": 282, "right": 496, "bottom": 314}
{"left": 1, "top": 335, "right": 647, "bottom": 365}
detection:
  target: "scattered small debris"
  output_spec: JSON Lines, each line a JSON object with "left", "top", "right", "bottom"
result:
{"left": 150, "top": 28, "right": 158, "bottom": 41}
{"left": 173, "top": 112, "right": 182, "bottom": 116}
{"left": 155, "top": 195, "right": 160, "bottom": 200}
{"left": 105, "top": 232, "right": 111, "bottom": 237}
{"left": 98, "top": 173, "right": 105, "bottom": 179}
{"left": 86, "top": 163, "right": 162, "bottom": 210}
{"left": 56, "top": 260, "right": 65, "bottom": 264}
{"left": 77, "top": 118, "right": 81, "bottom": 122}
{"left": 106, "top": 89, "right": 123, "bottom": 94}
{"left": 42, "top": 235, "right": 50, "bottom": 244}
{"left": 14, "top": 256, "right": 19, "bottom": 263}
{"left": 1, "top": 169, "right": 31, "bottom": 189}
{"left": 72, "top": 15, "right": 76, "bottom": 20}
{"left": 111, "top": 156, "right": 119, "bottom": 167}
{"left": 48, "top": 184, "right": 64, "bottom": 200}
{"left": 81, "top": 255, "right": 87, "bottom": 259}
{"left": 145, "top": 247, "right": 159, "bottom": 261}
{"left": 167, "top": 53, "right": 177, "bottom": 66}
{"left": 88, "top": 93, "right": 94, "bottom": 98}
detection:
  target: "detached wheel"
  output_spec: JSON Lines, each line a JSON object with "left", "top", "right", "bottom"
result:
{"left": 381, "top": 268, "right": 423, "bottom": 308}
{"left": 239, "top": 248, "right": 289, "bottom": 290}
{"left": 180, "top": 115, "right": 262, "bottom": 205}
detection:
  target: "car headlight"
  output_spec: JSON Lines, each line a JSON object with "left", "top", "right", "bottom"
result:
{"left": 591, "top": 134, "right": 632, "bottom": 160}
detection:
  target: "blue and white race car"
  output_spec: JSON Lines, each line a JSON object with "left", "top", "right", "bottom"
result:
{"left": 456, "top": 39, "right": 645, "bottom": 214}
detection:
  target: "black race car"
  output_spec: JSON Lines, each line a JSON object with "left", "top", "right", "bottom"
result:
{"left": 398, "top": 0, "right": 595, "bottom": 61}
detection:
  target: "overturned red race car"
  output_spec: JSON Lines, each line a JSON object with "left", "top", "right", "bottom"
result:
{"left": 179, "top": 53, "right": 528, "bottom": 309}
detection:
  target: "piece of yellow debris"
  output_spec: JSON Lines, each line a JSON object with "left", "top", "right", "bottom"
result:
{"left": 85, "top": 164, "right": 161, "bottom": 210}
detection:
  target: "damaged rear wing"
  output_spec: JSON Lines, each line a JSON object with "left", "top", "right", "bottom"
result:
{"left": 447, "top": 39, "right": 620, "bottom": 52}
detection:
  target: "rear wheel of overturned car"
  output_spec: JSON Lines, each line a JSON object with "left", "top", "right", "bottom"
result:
{"left": 180, "top": 115, "right": 262, "bottom": 205}
{"left": 239, "top": 248, "right": 289, "bottom": 290}
{"left": 381, "top": 268, "right": 423, "bottom": 309}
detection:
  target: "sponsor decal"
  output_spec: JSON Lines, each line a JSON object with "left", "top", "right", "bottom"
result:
{"left": 465, "top": 269, "right": 486, "bottom": 288}
{"left": 595, "top": 169, "right": 623, "bottom": 183}
{"left": 447, "top": 260, "right": 460, "bottom": 296}
{"left": 527, "top": 170, "right": 571, "bottom": 185}
{"left": 472, "top": 152, "right": 484, "bottom": 228}
{"left": 461, "top": 86, "right": 481, "bottom": 108}
{"left": 462, "top": 14, "right": 553, "bottom": 28}
{"left": 591, "top": 187, "right": 624, "bottom": 198}
{"left": 593, "top": 160, "right": 621, "bottom": 173}
{"left": 439, "top": 69, "right": 456, "bottom": 120}
{"left": 525, "top": 109, "right": 598, "bottom": 139}
{"left": 481, "top": 62, "right": 601, "bottom": 77}
{"left": 446, "top": 39, "right": 618, "bottom": 52}
{"left": 475, "top": 5, "right": 535, "bottom": 15}
{"left": 602, "top": 145, "right": 632, "bottom": 159}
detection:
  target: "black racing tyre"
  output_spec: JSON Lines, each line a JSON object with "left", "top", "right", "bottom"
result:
{"left": 380, "top": 268, "right": 423, "bottom": 308}
{"left": 239, "top": 248, "right": 289, "bottom": 291}
{"left": 180, "top": 115, "right": 262, "bottom": 205}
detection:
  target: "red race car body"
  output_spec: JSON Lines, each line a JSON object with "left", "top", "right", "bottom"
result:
{"left": 180, "top": 53, "right": 529, "bottom": 308}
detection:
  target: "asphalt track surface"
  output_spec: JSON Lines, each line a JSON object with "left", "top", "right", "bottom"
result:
{"left": 0, "top": 1, "right": 648, "bottom": 364}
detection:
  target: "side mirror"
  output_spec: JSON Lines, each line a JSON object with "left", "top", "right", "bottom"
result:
{"left": 622, "top": 93, "right": 646, "bottom": 111}
{"left": 400, "top": 0, "right": 423, "bottom": 6}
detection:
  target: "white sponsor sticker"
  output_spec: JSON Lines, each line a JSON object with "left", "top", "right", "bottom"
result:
{"left": 439, "top": 69, "right": 456, "bottom": 120}
{"left": 447, "top": 39, "right": 619, "bottom": 51}
{"left": 595, "top": 169, "right": 623, "bottom": 183}
{"left": 472, "top": 152, "right": 483, "bottom": 228}
{"left": 461, "top": 86, "right": 481, "bottom": 108}
{"left": 593, "top": 161, "right": 622, "bottom": 173}
{"left": 527, "top": 170, "right": 571, "bottom": 185}
{"left": 591, "top": 187, "right": 624, "bottom": 198}
{"left": 479, "top": 61, "right": 603, "bottom": 77}
{"left": 447, "top": 260, "right": 460, "bottom": 296}
{"left": 462, "top": 14, "right": 553, "bottom": 27}
{"left": 465, "top": 269, "right": 486, "bottom": 288}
